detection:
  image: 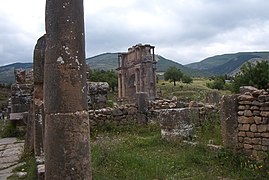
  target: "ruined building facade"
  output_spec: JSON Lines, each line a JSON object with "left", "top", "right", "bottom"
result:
{"left": 117, "top": 44, "right": 157, "bottom": 101}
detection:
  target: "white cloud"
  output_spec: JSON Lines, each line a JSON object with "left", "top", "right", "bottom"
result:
{"left": 0, "top": 0, "right": 269, "bottom": 66}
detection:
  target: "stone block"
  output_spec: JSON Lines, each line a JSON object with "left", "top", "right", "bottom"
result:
{"left": 254, "top": 133, "right": 261, "bottom": 137}
{"left": 252, "top": 138, "right": 261, "bottom": 145}
{"left": 239, "top": 101, "right": 252, "bottom": 105}
{"left": 239, "top": 86, "right": 258, "bottom": 94}
{"left": 260, "top": 111, "right": 269, "bottom": 117}
{"left": 260, "top": 106, "right": 269, "bottom": 111}
{"left": 237, "top": 111, "right": 244, "bottom": 116}
{"left": 238, "top": 116, "right": 254, "bottom": 124}
{"left": 258, "top": 95, "right": 269, "bottom": 102}
{"left": 250, "top": 106, "right": 259, "bottom": 110}
{"left": 253, "top": 145, "right": 262, "bottom": 150}
{"left": 243, "top": 144, "right": 253, "bottom": 149}
{"left": 250, "top": 124, "right": 257, "bottom": 132}
{"left": 261, "top": 133, "right": 269, "bottom": 138}
{"left": 244, "top": 110, "right": 253, "bottom": 117}
{"left": 238, "top": 124, "right": 250, "bottom": 131}
{"left": 246, "top": 132, "right": 254, "bottom": 138}
{"left": 254, "top": 116, "right": 262, "bottom": 124}
{"left": 158, "top": 108, "right": 199, "bottom": 140}
{"left": 257, "top": 125, "right": 267, "bottom": 132}
{"left": 238, "top": 131, "right": 246, "bottom": 137}
{"left": 262, "top": 117, "right": 268, "bottom": 124}
{"left": 238, "top": 95, "right": 255, "bottom": 101}
{"left": 252, "top": 101, "right": 262, "bottom": 106}
{"left": 244, "top": 137, "right": 252, "bottom": 144}
{"left": 238, "top": 105, "right": 246, "bottom": 110}
{"left": 253, "top": 111, "right": 260, "bottom": 116}
{"left": 220, "top": 95, "right": 238, "bottom": 149}
{"left": 262, "top": 138, "right": 269, "bottom": 146}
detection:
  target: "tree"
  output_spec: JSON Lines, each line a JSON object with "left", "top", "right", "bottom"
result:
{"left": 232, "top": 61, "right": 269, "bottom": 93}
{"left": 206, "top": 76, "right": 225, "bottom": 90}
{"left": 164, "top": 66, "right": 183, "bottom": 86}
{"left": 182, "top": 75, "right": 193, "bottom": 85}
{"left": 88, "top": 69, "right": 118, "bottom": 91}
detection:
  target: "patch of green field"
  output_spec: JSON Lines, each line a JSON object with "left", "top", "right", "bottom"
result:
{"left": 91, "top": 124, "right": 269, "bottom": 179}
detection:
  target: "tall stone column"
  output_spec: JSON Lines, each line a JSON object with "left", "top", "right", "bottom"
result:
{"left": 44, "top": 0, "right": 91, "bottom": 179}
{"left": 33, "top": 35, "right": 46, "bottom": 157}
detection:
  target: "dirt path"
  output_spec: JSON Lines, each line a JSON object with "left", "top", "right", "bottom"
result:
{"left": 0, "top": 138, "right": 24, "bottom": 179}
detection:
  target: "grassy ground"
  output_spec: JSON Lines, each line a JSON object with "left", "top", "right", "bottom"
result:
{"left": 157, "top": 78, "right": 230, "bottom": 102}
{"left": 91, "top": 123, "right": 269, "bottom": 179}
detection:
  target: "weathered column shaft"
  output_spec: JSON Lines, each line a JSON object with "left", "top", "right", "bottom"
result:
{"left": 44, "top": 0, "right": 91, "bottom": 179}
{"left": 220, "top": 95, "right": 239, "bottom": 150}
{"left": 33, "top": 35, "right": 46, "bottom": 156}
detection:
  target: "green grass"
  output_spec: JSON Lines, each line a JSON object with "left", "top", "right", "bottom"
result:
{"left": 157, "top": 78, "right": 230, "bottom": 102}
{"left": 8, "top": 152, "right": 37, "bottom": 180}
{"left": 91, "top": 123, "right": 269, "bottom": 179}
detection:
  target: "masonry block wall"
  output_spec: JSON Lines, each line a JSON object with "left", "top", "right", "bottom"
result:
{"left": 221, "top": 88, "right": 269, "bottom": 159}
{"left": 237, "top": 90, "right": 269, "bottom": 158}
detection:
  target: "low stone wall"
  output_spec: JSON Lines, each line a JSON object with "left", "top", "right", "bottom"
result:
{"left": 89, "top": 104, "right": 138, "bottom": 127}
{"left": 89, "top": 99, "right": 219, "bottom": 142}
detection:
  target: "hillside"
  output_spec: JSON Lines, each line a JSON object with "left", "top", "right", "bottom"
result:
{"left": 86, "top": 53, "right": 210, "bottom": 76}
{"left": 0, "top": 63, "right": 32, "bottom": 83}
{"left": 186, "top": 52, "right": 269, "bottom": 75}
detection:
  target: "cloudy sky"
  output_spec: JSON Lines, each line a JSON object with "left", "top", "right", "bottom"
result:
{"left": 1, "top": 0, "right": 269, "bottom": 66}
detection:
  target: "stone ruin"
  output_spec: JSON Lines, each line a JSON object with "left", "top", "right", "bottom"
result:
{"left": 221, "top": 86, "right": 269, "bottom": 160}
{"left": 87, "top": 82, "right": 109, "bottom": 109}
{"left": 117, "top": 44, "right": 157, "bottom": 101}
{"left": 9, "top": 69, "right": 33, "bottom": 126}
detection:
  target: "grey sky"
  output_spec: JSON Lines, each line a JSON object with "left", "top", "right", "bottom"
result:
{"left": 0, "top": 0, "right": 269, "bottom": 66}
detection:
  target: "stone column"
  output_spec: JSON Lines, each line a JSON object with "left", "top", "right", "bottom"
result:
{"left": 220, "top": 95, "right": 239, "bottom": 150}
{"left": 44, "top": 0, "right": 91, "bottom": 179}
{"left": 33, "top": 35, "right": 46, "bottom": 157}
{"left": 136, "top": 92, "right": 148, "bottom": 123}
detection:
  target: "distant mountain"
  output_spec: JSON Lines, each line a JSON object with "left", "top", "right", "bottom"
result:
{"left": 186, "top": 52, "right": 269, "bottom": 75}
{"left": 0, "top": 63, "right": 32, "bottom": 83}
{"left": 3, "top": 51, "right": 267, "bottom": 84}
{"left": 86, "top": 53, "right": 119, "bottom": 70}
{"left": 86, "top": 53, "right": 210, "bottom": 76}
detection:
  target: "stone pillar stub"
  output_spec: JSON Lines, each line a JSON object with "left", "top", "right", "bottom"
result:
{"left": 44, "top": 0, "right": 91, "bottom": 179}
{"left": 158, "top": 108, "right": 199, "bottom": 141}
{"left": 220, "top": 95, "right": 239, "bottom": 150}
{"left": 136, "top": 92, "right": 148, "bottom": 123}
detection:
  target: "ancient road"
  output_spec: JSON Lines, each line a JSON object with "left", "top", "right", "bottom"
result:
{"left": 0, "top": 138, "right": 24, "bottom": 179}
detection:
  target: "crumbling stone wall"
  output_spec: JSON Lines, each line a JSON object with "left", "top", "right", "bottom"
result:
{"left": 89, "top": 104, "right": 138, "bottom": 127}
{"left": 221, "top": 87, "right": 269, "bottom": 159}
{"left": 10, "top": 70, "right": 33, "bottom": 123}
{"left": 87, "top": 82, "right": 109, "bottom": 109}
{"left": 89, "top": 99, "right": 218, "bottom": 141}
